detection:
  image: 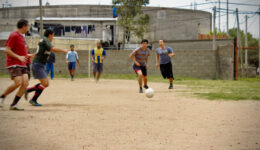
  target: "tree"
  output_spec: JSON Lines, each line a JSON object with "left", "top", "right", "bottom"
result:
{"left": 112, "top": 0, "right": 150, "bottom": 49}
{"left": 209, "top": 28, "right": 259, "bottom": 67}
{"left": 228, "top": 28, "right": 259, "bottom": 67}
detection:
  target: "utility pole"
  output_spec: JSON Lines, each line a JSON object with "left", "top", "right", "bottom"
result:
{"left": 213, "top": 6, "right": 216, "bottom": 50}
{"left": 245, "top": 15, "right": 248, "bottom": 68}
{"left": 218, "top": 0, "right": 221, "bottom": 32}
{"left": 245, "top": 15, "right": 248, "bottom": 77}
{"left": 39, "top": 0, "right": 43, "bottom": 38}
{"left": 226, "top": 0, "right": 229, "bottom": 36}
{"left": 236, "top": 8, "right": 243, "bottom": 76}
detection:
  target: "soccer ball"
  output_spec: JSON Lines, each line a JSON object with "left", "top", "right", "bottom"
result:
{"left": 145, "top": 88, "right": 154, "bottom": 98}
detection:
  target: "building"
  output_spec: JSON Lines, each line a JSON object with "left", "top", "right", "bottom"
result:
{"left": 0, "top": 5, "right": 212, "bottom": 48}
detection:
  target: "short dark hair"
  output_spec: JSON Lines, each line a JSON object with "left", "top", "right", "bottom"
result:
{"left": 17, "top": 19, "right": 28, "bottom": 29}
{"left": 141, "top": 39, "right": 148, "bottom": 44}
{"left": 70, "top": 44, "right": 74, "bottom": 47}
{"left": 44, "top": 29, "right": 54, "bottom": 37}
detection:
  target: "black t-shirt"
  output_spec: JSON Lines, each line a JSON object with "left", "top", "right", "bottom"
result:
{"left": 33, "top": 37, "right": 53, "bottom": 65}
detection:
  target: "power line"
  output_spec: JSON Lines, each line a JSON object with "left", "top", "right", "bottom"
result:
{"left": 219, "top": 1, "right": 260, "bottom": 7}
{"left": 174, "top": 1, "right": 259, "bottom": 9}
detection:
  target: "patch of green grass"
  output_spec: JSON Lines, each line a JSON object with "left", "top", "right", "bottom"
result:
{"left": 0, "top": 73, "right": 259, "bottom": 101}
{"left": 174, "top": 78, "right": 260, "bottom": 101}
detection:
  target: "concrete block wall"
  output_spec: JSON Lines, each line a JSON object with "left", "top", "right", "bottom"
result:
{"left": 152, "top": 39, "right": 233, "bottom": 50}
{"left": 26, "top": 37, "right": 99, "bottom": 51}
{"left": 0, "top": 41, "right": 234, "bottom": 80}
{"left": 173, "top": 50, "right": 217, "bottom": 79}
{"left": 216, "top": 44, "right": 234, "bottom": 80}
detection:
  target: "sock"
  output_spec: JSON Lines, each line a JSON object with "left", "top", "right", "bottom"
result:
{"left": 72, "top": 75, "right": 74, "bottom": 79}
{"left": 170, "top": 83, "right": 173, "bottom": 86}
{"left": 31, "top": 84, "right": 45, "bottom": 102}
{"left": 27, "top": 83, "right": 40, "bottom": 93}
{"left": 10, "top": 96, "right": 21, "bottom": 106}
{"left": 0, "top": 94, "right": 5, "bottom": 99}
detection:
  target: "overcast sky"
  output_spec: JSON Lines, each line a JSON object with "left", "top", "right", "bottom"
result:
{"left": 1, "top": 0, "right": 259, "bottom": 38}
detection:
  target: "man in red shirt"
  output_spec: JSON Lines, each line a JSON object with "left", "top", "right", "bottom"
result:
{"left": 0, "top": 19, "right": 34, "bottom": 110}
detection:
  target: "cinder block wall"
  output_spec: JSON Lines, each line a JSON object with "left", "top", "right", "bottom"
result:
{"left": 216, "top": 44, "right": 234, "bottom": 80}
{"left": 0, "top": 44, "right": 234, "bottom": 80}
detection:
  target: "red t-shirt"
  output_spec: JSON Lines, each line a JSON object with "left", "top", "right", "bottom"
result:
{"left": 5, "top": 31, "right": 28, "bottom": 68}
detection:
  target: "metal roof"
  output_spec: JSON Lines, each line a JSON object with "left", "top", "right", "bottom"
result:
{"left": 35, "top": 17, "right": 117, "bottom": 21}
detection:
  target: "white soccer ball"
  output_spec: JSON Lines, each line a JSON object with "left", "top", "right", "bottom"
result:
{"left": 145, "top": 88, "right": 154, "bottom": 98}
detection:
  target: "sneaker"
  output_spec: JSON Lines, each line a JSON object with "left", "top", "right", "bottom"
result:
{"left": 71, "top": 78, "right": 74, "bottom": 81}
{"left": 29, "top": 100, "right": 42, "bottom": 106}
{"left": 10, "top": 105, "right": 24, "bottom": 111}
{"left": 143, "top": 85, "right": 149, "bottom": 89}
{"left": 0, "top": 97, "right": 5, "bottom": 107}
{"left": 139, "top": 88, "right": 143, "bottom": 93}
{"left": 24, "top": 90, "right": 28, "bottom": 101}
{"left": 169, "top": 84, "right": 173, "bottom": 89}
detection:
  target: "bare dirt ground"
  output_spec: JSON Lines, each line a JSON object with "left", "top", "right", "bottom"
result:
{"left": 0, "top": 78, "right": 260, "bottom": 150}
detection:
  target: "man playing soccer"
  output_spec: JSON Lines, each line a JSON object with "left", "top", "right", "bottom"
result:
{"left": 130, "top": 39, "right": 150, "bottom": 93}
{"left": 91, "top": 41, "right": 106, "bottom": 82}
{"left": 25, "top": 29, "right": 67, "bottom": 106}
{"left": 66, "top": 44, "right": 79, "bottom": 81}
{"left": 0, "top": 19, "right": 34, "bottom": 110}
{"left": 156, "top": 40, "right": 175, "bottom": 89}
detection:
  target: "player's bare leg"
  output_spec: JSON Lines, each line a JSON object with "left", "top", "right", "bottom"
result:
{"left": 1, "top": 77, "right": 23, "bottom": 98}
{"left": 71, "top": 69, "right": 75, "bottom": 81}
{"left": 143, "top": 76, "right": 149, "bottom": 89}
{"left": 93, "top": 71, "right": 97, "bottom": 80}
{"left": 169, "top": 77, "right": 173, "bottom": 89}
{"left": 9, "top": 74, "right": 29, "bottom": 110}
{"left": 15, "top": 74, "right": 29, "bottom": 97}
{"left": 1, "top": 76, "right": 22, "bottom": 106}
{"left": 96, "top": 72, "right": 101, "bottom": 82}
{"left": 39, "top": 78, "right": 49, "bottom": 88}
{"left": 137, "top": 70, "right": 143, "bottom": 93}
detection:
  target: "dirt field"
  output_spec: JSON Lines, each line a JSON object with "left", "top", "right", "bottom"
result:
{"left": 0, "top": 78, "right": 260, "bottom": 150}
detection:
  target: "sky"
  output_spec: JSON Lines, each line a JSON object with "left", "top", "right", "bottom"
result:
{"left": 1, "top": 0, "right": 260, "bottom": 38}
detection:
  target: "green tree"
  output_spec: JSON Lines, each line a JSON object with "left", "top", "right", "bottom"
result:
{"left": 112, "top": 0, "right": 150, "bottom": 49}
{"left": 209, "top": 28, "right": 228, "bottom": 36}
{"left": 228, "top": 28, "right": 259, "bottom": 67}
{"left": 210, "top": 28, "right": 259, "bottom": 67}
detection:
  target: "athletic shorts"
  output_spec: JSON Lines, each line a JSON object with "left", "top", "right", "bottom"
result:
{"left": 32, "top": 63, "right": 47, "bottom": 79}
{"left": 133, "top": 64, "right": 147, "bottom": 76}
{"left": 8, "top": 66, "right": 29, "bottom": 80}
{"left": 68, "top": 62, "right": 76, "bottom": 70}
{"left": 93, "top": 63, "right": 103, "bottom": 73}
{"left": 160, "top": 62, "right": 174, "bottom": 79}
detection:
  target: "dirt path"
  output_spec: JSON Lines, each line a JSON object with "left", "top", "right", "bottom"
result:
{"left": 0, "top": 78, "right": 259, "bottom": 150}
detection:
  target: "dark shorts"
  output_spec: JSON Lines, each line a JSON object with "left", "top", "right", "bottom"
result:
{"left": 68, "top": 62, "right": 76, "bottom": 70}
{"left": 93, "top": 63, "right": 103, "bottom": 73}
{"left": 160, "top": 62, "right": 174, "bottom": 79}
{"left": 8, "top": 66, "right": 29, "bottom": 79}
{"left": 32, "top": 63, "right": 47, "bottom": 79}
{"left": 133, "top": 64, "right": 147, "bottom": 76}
